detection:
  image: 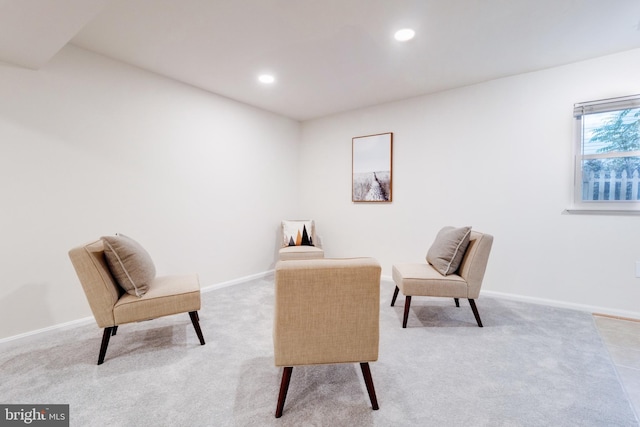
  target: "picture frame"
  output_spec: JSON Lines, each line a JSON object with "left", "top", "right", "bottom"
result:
{"left": 352, "top": 132, "right": 393, "bottom": 202}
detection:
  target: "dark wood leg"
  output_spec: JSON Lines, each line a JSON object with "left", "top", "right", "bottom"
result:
{"left": 98, "top": 327, "right": 113, "bottom": 365}
{"left": 402, "top": 296, "right": 412, "bottom": 328}
{"left": 275, "top": 367, "right": 293, "bottom": 418}
{"left": 189, "top": 311, "right": 205, "bottom": 345}
{"left": 454, "top": 298, "right": 459, "bottom": 307}
{"left": 468, "top": 299, "right": 483, "bottom": 327}
{"left": 112, "top": 326, "right": 118, "bottom": 336}
{"left": 360, "top": 362, "right": 379, "bottom": 410}
{"left": 391, "top": 286, "right": 400, "bottom": 306}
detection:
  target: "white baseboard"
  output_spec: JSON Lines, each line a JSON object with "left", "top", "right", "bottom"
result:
{"left": 382, "top": 274, "right": 640, "bottom": 320}
{"left": 0, "top": 270, "right": 275, "bottom": 345}
{"left": 201, "top": 270, "right": 274, "bottom": 293}
{"left": 480, "top": 289, "right": 640, "bottom": 320}
{"left": 3, "top": 271, "right": 639, "bottom": 345}
{"left": 0, "top": 316, "right": 95, "bottom": 345}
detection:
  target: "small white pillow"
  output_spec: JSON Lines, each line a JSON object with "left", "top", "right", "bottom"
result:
{"left": 281, "top": 220, "right": 315, "bottom": 247}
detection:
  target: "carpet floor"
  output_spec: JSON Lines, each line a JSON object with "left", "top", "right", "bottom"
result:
{"left": 1, "top": 277, "right": 637, "bottom": 426}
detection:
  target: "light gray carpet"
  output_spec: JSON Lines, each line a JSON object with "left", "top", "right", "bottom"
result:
{"left": 1, "top": 277, "right": 637, "bottom": 426}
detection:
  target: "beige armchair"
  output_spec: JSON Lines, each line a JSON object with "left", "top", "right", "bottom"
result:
{"left": 278, "top": 219, "right": 324, "bottom": 260}
{"left": 273, "top": 258, "right": 381, "bottom": 418}
{"left": 68, "top": 238, "right": 205, "bottom": 364}
{"left": 391, "top": 231, "right": 493, "bottom": 328}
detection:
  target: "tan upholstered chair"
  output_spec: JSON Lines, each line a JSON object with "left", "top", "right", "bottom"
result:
{"left": 278, "top": 219, "right": 324, "bottom": 260}
{"left": 391, "top": 231, "right": 493, "bottom": 328}
{"left": 68, "top": 239, "right": 205, "bottom": 364}
{"left": 273, "top": 258, "right": 381, "bottom": 418}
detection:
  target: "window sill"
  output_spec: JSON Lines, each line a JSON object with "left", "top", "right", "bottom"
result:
{"left": 563, "top": 208, "right": 640, "bottom": 216}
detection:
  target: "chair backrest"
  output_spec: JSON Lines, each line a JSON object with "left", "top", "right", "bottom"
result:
{"left": 273, "top": 257, "right": 381, "bottom": 367}
{"left": 68, "top": 240, "right": 121, "bottom": 328}
{"left": 457, "top": 231, "right": 494, "bottom": 299}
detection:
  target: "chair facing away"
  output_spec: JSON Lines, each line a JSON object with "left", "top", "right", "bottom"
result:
{"left": 391, "top": 231, "right": 493, "bottom": 328}
{"left": 69, "top": 238, "right": 205, "bottom": 364}
{"left": 273, "top": 258, "right": 381, "bottom": 417}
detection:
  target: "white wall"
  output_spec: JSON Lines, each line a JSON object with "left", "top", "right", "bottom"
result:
{"left": 4, "top": 44, "right": 640, "bottom": 341}
{"left": 0, "top": 45, "right": 300, "bottom": 339}
{"left": 300, "top": 48, "right": 640, "bottom": 317}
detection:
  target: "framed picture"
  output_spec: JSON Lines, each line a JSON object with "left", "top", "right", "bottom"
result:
{"left": 352, "top": 132, "right": 393, "bottom": 202}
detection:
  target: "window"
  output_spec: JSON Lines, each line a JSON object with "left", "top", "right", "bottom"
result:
{"left": 573, "top": 94, "right": 640, "bottom": 212}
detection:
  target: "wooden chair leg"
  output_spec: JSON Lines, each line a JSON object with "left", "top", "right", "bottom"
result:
{"left": 468, "top": 299, "right": 483, "bottom": 327}
{"left": 275, "top": 367, "right": 293, "bottom": 418}
{"left": 402, "top": 296, "right": 412, "bottom": 328}
{"left": 454, "top": 298, "right": 459, "bottom": 307}
{"left": 98, "top": 327, "right": 114, "bottom": 365}
{"left": 360, "top": 362, "right": 379, "bottom": 410}
{"left": 189, "top": 311, "right": 206, "bottom": 345}
{"left": 391, "top": 286, "right": 400, "bottom": 306}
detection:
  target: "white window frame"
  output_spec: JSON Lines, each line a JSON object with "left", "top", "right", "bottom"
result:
{"left": 570, "top": 94, "right": 640, "bottom": 214}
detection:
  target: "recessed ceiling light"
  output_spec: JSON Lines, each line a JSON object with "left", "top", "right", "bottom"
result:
{"left": 394, "top": 28, "right": 415, "bottom": 42}
{"left": 258, "top": 74, "right": 275, "bottom": 84}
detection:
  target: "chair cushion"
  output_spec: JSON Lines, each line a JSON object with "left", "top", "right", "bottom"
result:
{"left": 426, "top": 226, "right": 471, "bottom": 275}
{"left": 393, "top": 263, "right": 468, "bottom": 298}
{"left": 281, "top": 220, "right": 315, "bottom": 247}
{"left": 278, "top": 246, "right": 325, "bottom": 260}
{"left": 113, "top": 274, "right": 201, "bottom": 325}
{"left": 101, "top": 234, "right": 156, "bottom": 297}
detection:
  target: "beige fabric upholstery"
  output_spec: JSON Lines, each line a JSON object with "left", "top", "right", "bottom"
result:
{"left": 69, "top": 240, "right": 121, "bottom": 328}
{"left": 278, "top": 245, "right": 325, "bottom": 260}
{"left": 272, "top": 257, "right": 382, "bottom": 417}
{"left": 68, "top": 239, "right": 204, "bottom": 364}
{"left": 114, "top": 274, "right": 200, "bottom": 325}
{"left": 393, "top": 263, "right": 468, "bottom": 298}
{"left": 392, "top": 231, "right": 493, "bottom": 327}
{"left": 273, "top": 257, "right": 381, "bottom": 366}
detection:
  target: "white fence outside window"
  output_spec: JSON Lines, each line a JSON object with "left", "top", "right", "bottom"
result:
{"left": 583, "top": 169, "right": 640, "bottom": 201}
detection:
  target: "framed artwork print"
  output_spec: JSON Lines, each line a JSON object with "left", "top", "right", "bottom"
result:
{"left": 352, "top": 132, "right": 393, "bottom": 202}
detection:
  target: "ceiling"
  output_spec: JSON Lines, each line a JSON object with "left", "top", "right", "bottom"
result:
{"left": 2, "top": 0, "right": 640, "bottom": 121}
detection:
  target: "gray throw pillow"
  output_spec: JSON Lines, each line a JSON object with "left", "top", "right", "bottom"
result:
{"left": 426, "top": 226, "right": 472, "bottom": 275}
{"left": 101, "top": 234, "right": 156, "bottom": 297}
